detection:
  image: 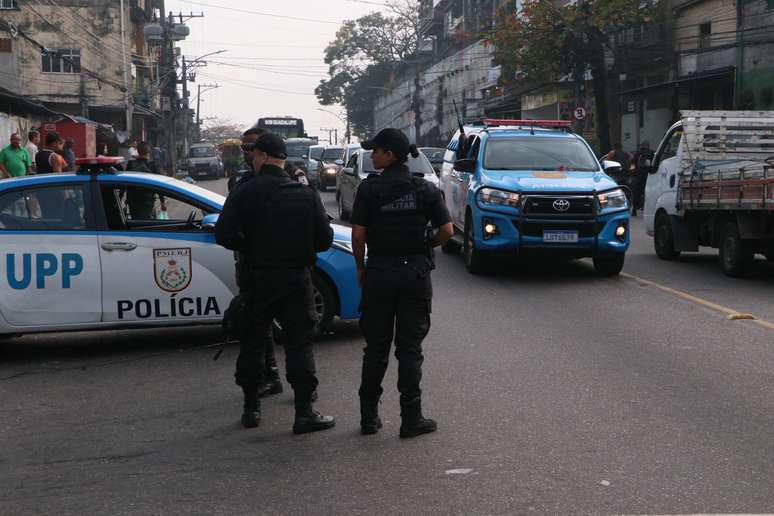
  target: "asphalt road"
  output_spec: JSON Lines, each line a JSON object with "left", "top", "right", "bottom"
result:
{"left": 2, "top": 178, "right": 774, "bottom": 515}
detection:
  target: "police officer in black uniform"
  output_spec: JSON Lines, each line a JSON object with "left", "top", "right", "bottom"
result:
{"left": 350, "top": 128, "right": 453, "bottom": 438}
{"left": 216, "top": 133, "right": 335, "bottom": 434}
{"left": 226, "top": 127, "right": 285, "bottom": 404}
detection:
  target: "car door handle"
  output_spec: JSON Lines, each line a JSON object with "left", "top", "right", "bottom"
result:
{"left": 101, "top": 242, "right": 138, "bottom": 252}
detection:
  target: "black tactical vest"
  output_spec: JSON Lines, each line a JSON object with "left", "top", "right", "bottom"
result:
{"left": 251, "top": 180, "right": 317, "bottom": 268}
{"left": 364, "top": 166, "right": 428, "bottom": 257}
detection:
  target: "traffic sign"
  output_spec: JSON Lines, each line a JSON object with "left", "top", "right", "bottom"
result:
{"left": 574, "top": 107, "right": 586, "bottom": 120}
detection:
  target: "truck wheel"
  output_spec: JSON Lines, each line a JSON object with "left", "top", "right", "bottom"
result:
{"left": 654, "top": 213, "right": 680, "bottom": 260}
{"left": 463, "top": 214, "right": 486, "bottom": 274}
{"left": 593, "top": 254, "right": 625, "bottom": 276}
{"left": 719, "top": 222, "right": 753, "bottom": 277}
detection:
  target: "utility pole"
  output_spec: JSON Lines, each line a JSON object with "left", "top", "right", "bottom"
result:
{"left": 345, "top": 106, "right": 351, "bottom": 144}
{"left": 320, "top": 127, "right": 335, "bottom": 145}
{"left": 119, "top": 0, "right": 132, "bottom": 136}
{"left": 196, "top": 83, "right": 220, "bottom": 128}
{"left": 412, "top": 73, "right": 422, "bottom": 145}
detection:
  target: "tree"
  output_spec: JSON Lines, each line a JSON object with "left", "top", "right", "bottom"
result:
{"left": 200, "top": 118, "right": 244, "bottom": 142}
{"left": 488, "top": 0, "right": 655, "bottom": 151}
{"left": 316, "top": 1, "right": 420, "bottom": 139}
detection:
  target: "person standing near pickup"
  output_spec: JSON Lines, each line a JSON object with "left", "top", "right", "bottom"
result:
{"left": 350, "top": 128, "right": 453, "bottom": 438}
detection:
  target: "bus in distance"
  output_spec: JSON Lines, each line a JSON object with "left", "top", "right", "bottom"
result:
{"left": 256, "top": 117, "right": 306, "bottom": 139}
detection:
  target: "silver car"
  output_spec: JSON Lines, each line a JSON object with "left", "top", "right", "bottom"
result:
{"left": 335, "top": 148, "right": 439, "bottom": 221}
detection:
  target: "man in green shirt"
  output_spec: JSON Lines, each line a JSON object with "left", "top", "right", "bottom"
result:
{"left": 0, "top": 133, "right": 33, "bottom": 178}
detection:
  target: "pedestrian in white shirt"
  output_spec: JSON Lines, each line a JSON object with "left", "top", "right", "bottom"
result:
{"left": 25, "top": 130, "right": 39, "bottom": 173}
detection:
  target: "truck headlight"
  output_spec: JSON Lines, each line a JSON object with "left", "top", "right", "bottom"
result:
{"left": 597, "top": 188, "right": 628, "bottom": 210}
{"left": 478, "top": 188, "right": 520, "bottom": 208}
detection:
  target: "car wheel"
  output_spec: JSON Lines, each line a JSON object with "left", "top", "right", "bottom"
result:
{"left": 271, "top": 273, "right": 336, "bottom": 343}
{"left": 312, "top": 272, "right": 336, "bottom": 333}
{"left": 654, "top": 213, "right": 680, "bottom": 260}
{"left": 463, "top": 213, "right": 486, "bottom": 274}
{"left": 337, "top": 192, "right": 350, "bottom": 221}
{"left": 719, "top": 221, "right": 753, "bottom": 277}
{"left": 593, "top": 254, "right": 625, "bottom": 276}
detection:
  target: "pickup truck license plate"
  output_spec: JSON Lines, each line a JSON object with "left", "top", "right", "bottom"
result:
{"left": 543, "top": 230, "right": 579, "bottom": 243}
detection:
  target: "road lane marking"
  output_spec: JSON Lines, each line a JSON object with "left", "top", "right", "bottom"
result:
{"left": 621, "top": 272, "right": 774, "bottom": 331}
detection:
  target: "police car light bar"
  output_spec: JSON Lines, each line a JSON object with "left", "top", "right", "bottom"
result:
{"left": 483, "top": 119, "right": 572, "bottom": 128}
{"left": 76, "top": 156, "right": 124, "bottom": 174}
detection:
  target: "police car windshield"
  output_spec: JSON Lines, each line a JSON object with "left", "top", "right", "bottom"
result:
{"left": 484, "top": 137, "right": 599, "bottom": 172}
{"left": 363, "top": 151, "right": 435, "bottom": 175}
{"left": 322, "top": 147, "right": 344, "bottom": 161}
{"left": 190, "top": 147, "right": 216, "bottom": 158}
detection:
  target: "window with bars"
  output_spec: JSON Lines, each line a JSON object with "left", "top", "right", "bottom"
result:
{"left": 42, "top": 48, "right": 81, "bottom": 74}
{"left": 0, "top": 0, "right": 19, "bottom": 9}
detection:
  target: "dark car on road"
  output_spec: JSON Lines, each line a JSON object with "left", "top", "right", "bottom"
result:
{"left": 317, "top": 146, "right": 345, "bottom": 191}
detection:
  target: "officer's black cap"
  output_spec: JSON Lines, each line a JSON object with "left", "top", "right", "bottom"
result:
{"left": 361, "top": 128, "right": 410, "bottom": 158}
{"left": 254, "top": 133, "right": 287, "bottom": 159}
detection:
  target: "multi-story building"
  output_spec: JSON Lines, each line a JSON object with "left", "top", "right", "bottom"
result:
{"left": 0, "top": 0, "right": 162, "bottom": 142}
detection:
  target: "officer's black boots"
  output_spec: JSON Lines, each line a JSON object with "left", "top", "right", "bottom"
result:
{"left": 259, "top": 367, "right": 284, "bottom": 398}
{"left": 293, "top": 407, "right": 336, "bottom": 434}
{"left": 360, "top": 399, "right": 382, "bottom": 435}
{"left": 399, "top": 399, "right": 437, "bottom": 438}
{"left": 241, "top": 385, "right": 261, "bottom": 429}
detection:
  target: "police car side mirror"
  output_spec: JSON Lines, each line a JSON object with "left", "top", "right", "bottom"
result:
{"left": 453, "top": 159, "right": 476, "bottom": 173}
{"left": 201, "top": 213, "right": 219, "bottom": 230}
{"left": 335, "top": 159, "right": 344, "bottom": 166}
{"left": 343, "top": 167, "right": 356, "bottom": 176}
{"left": 302, "top": 154, "right": 308, "bottom": 159}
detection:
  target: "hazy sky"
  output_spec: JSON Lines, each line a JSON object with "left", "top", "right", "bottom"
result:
{"left": 167, "top": 0, "right": 389, "bottom": 142}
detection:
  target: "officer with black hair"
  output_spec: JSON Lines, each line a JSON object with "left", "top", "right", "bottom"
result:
{"left": 216, "top": 133, "right": 335, "bottom": 434}
{"left": 225, "top": 126, "right": 285, "bottom": 405}
{"left": 350, "top": 128, "right": 454, "bottom": 438}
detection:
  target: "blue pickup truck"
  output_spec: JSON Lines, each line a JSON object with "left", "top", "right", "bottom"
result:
{"left": 438, "top": 119, "right": 630, "bottom": 275}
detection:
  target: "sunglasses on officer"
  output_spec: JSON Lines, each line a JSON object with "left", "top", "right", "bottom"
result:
{"left": 240, "top": 142, "right": 257, "bottom": 153}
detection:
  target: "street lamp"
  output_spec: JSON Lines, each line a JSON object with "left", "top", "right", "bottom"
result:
{"left": 317, "top": 108, "right": 350, "bottom": 143}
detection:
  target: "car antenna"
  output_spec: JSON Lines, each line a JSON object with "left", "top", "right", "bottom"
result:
{"left": 453, "top": 99, "right": 467, "bottom": 157}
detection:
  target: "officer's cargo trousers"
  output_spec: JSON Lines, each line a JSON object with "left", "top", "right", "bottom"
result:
{"left": 235, "top": 268, "right": 319, "bottom": 407}
{"left": 359, "top": 261, "right": 432, "bottom": 408}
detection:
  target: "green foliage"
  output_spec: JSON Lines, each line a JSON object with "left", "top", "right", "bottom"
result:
{"left": 317, "top": 1, "right": 419, "bottom": 139}
{"left": 489, "top": 0, "right": 654, "bottom": 83}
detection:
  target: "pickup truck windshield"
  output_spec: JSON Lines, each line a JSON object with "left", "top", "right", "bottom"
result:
{"left": 190, "top": 147, "right": 216, "bottom": 158}
{"left": 484, "top": 137, "right": 599, "bottom": 172}
{"left": 322, "top": 148, "right": 344, "bottom": 161}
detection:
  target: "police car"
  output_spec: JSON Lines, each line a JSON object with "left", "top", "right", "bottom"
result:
{"left": 439, "top": 119, "right": 630, "bottom": 275}
{"left": 0, "top": 158, "right": 360, "bottom": 339}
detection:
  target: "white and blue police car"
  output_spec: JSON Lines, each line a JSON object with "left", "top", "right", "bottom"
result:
{"left": 0, "top": 157, "right": 360, "bottom": 339}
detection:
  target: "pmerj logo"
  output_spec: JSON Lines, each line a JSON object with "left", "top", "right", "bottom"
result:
{"left": 154, "top": 248, "right": 192, "bottom": 292}
{"left": 552, "top": 199, "right": 571, "bottom": 212}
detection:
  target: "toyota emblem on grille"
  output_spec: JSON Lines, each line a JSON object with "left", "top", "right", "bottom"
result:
{"left": 553, "top": 199, "right": 571, "bottom": 212}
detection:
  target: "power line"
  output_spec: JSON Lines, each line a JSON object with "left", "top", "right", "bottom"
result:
{"left": 177, "top": 0, "right": 342, "bottom": 25}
